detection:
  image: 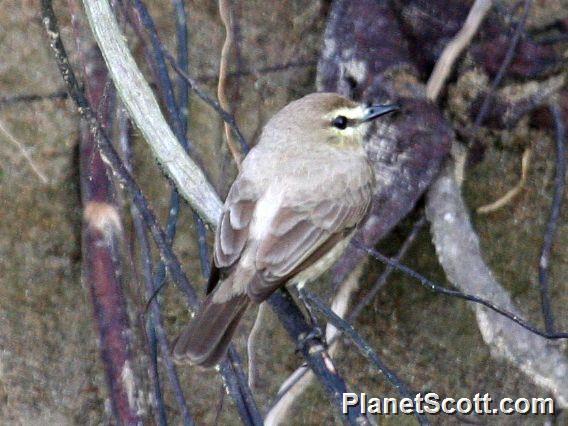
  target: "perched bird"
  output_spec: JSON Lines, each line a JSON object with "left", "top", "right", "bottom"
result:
{"left": 173, "top": 93, "right": 398, "bottom": 367}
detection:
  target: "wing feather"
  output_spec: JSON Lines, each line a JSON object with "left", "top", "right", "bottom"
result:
{"left": 215, "top": 179, "right": 257, "bottom": 268}
{"left": 248, "top": 176, "right": 373, "bottom": 300}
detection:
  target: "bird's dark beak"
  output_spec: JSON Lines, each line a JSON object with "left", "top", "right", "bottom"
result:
{"left": 361, "top": 104, "right": 400, "bottom": 122}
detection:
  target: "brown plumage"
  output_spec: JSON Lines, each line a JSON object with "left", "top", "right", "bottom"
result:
{"left": 173, "top": 93, "right": 397, "bottom": 367}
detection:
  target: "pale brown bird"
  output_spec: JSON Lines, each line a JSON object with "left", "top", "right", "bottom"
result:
{"left": 173, "top": 93, "right": 398, "bottom": 367}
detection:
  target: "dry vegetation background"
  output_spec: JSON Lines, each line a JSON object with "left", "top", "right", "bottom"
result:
{"left": 1, "top": 0, "right": 567, "bottom": 424}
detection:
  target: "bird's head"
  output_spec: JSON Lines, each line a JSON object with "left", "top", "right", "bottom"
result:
{"left": 264, "top": 92, "right": 399, "bottom": 148}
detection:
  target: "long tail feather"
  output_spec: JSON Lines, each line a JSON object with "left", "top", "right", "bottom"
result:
{"left": 173, "top": 291, "right": 249, "bottom": 367}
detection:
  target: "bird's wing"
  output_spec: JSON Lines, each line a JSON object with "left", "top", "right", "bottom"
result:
{"left": 214, "top": 175, "right": 259, "bottom": 268}
{"left": 248, "top": 173, "right": 373, "bottom": 302}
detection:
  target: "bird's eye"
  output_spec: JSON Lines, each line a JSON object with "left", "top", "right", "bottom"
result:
{"left": 332, "top": 115, "right": 348, "bottom": 130}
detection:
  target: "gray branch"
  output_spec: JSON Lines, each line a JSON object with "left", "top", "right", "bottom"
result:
{"left": 426, "top": 159, "right": 568, "bottom": 407}
{"left": 81, "top": 0, "right": 222, "bottom": 226}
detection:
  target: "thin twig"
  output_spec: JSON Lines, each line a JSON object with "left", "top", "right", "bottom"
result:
{"left": 172, "top": 0, "right": 189, "bottom": 138}
{"left": 473, "top": 0, "right": 533, "bottom": 129}
{"left": 0, "top": 90, "right": 68, "bottom": 107}
{"left": 426, "top": 0, "right": 493, "bottom": 101}
{"left": 120, "top": 110, "right": 191, "bottom": 426}
{"left": 170, "top": 0, "right": 211, "bottom": 278}
{"left": 218, "top": 0, "right": 243, "bottom": 167}
{"left": 348, "top": 215, "right": 427, "bottom": 322}
{"left": 166, "top": 52, "right": 249, "bottom": 154}
{"left": 225, "top": 348, "right": 264, "bottom": 425}
{"left": 301, "top": 289, "right": 429, "bottom": 426}
{"left": 476, "top": 148, "right": 531, "bottom": 214}
{"left": 539, "top": 100, "right": 567, "bottom": 333}
{"left": 351, "top": 240, "right": 568, "bottom": 339}
{"left": 0, "top": 118, "right": 49, "bottom": 184}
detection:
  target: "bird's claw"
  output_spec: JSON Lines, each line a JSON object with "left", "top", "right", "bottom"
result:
{"left": 297, "top": 327, "right": 326, "bottom": 353}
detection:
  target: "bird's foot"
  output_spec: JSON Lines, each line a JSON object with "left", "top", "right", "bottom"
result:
{"left": 297, "top": 326, "right": 326, "bottom": 354}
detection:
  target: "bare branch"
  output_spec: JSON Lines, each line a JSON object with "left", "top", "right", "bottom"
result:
{"left": 80, "top": 0, "right": 223, "bottom": 226}
{"left": 426, "top": 0, "right": 493, "bottom": 101}
{"left": 0, "top": 118, "right": 49, "bottom": 184}
{"left": 268, "top": 290, "right": 370, "bottom": 425}
{"left": 166, "top": 54, "right": 249, "bottom": 156}
{"left": 119, "top": 111, "right": 193, "bottom": 426}
{"left": 0, "top": 90, "right": 68, "bottom": 107}
{"left": 539, "top": 100, "right": 567, "bottom": 333}
{"left": 473, "top": 0, "right": 533, "bottom": 130}
{"left": 425, "top": 160, "right": 568, "bottom": 407}
{"left": 218, "top": 0, "right": 244, "bottom": 167}
{"left": 301, "top": 288, "right": 428, "bottom": 426}
{"left": 266, "top": 263, "right": 367, "bottom": 426}
{"left": 476, "top": 148, "right": 531, "bottom": 214}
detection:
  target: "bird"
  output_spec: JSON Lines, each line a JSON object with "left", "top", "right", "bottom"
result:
{"left": 172, "top": 92, "right": 398, "bottom": 367}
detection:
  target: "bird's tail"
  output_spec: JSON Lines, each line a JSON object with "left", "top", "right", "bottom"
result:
{"left": 172, "top": 288, "right": 249, "bottom": 367}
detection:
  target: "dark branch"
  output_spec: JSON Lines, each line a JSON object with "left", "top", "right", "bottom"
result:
{"left": 68, "top": 0, "right": 142, "bottom": 420}
{"left": 539, "top": 101, "right": 567, "bottom": 333}
{"left": 351, "top": 240, "right": 568, "bottom": 339}
{"left": 165, "top": 53, "right": 250, "bottom": 154}
{"left": 120, "top": 2, "right": 262, "bottom": 422}
{"left": 120, "top": 112, "right": 192, "bottom": 426}
{"left": 300, "top": 288, "right": 429, "bottom": 426}
{"left": 348, "top": 215, "right": 427, "bottom": 322}
{"left": 470, "top": 0, "right": 533, "bottom": 156}
{"left": 0, "top": 90, "right": 68, "bottom": 108}
{"left": 268, "top": 290, "right": 370, "bottom": 426}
